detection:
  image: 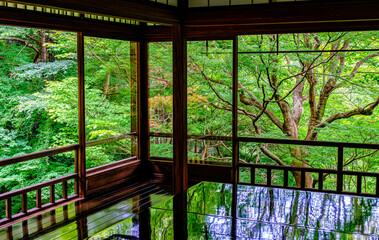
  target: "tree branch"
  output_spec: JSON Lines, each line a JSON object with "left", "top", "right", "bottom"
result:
{"left": 239, "top": 92, "right": 284, "bottom": 131}
{"left": 346, "top": 52, "right": 379, "bottom": 78}
{"left": 2, "top": 37, "right": 39, "bottom": 53}
{"left": 260, "top": 145, "right": 286, "bottom": 166}
{"left": 316, "top": 96, "right": 379, "bottom": 128}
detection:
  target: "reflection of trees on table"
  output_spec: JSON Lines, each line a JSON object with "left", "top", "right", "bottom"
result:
{"left": 149, "top": 182, "right": 379, "bottom": 239}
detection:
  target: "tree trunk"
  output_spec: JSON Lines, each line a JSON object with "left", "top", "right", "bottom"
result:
{"left": 290, "top": 146, "right": 314, "bottom": 188}
{"left": 40, "top": 30, "right": 47, "bottom": 63}
{"left": 103, "top": 71, "right": 111, "bottom": 96}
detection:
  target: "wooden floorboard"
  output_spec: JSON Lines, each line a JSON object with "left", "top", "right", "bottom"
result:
{"left": 0, "top": 180, "right": 170, "bottom": 240}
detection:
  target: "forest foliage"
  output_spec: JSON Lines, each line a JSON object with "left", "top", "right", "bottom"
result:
{"left": 0, "top": 26, "right": 378, "bottom": 218}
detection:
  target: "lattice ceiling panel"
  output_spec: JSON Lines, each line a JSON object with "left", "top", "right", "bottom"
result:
{"left": 0, "top": 1, "right": 140, "bottom": 25}
{"left": 150, "top": 0, "right": 178, "bottom": 7}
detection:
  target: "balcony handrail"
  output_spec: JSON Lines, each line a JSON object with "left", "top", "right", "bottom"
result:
{"left": 0, "top": 173, "right": 78, "bottom": 201}
{"left": 0, "top": 132, "right": 137, "bottom": 168}
{"left": 0, "top": 144, "right": 79, "bottom": 167}
{"left": 150, "top": 132, "right": 232, "bottom": 141}
{"left": 237, "top": 137, "right": 379, "bottom": 150}
{"left": 238, "top": 162, "right": 379, "bottom": 177}
{"left": 86, "top": 132, "right": 137, "bottom": 147}
{"left": 149, "top": 132, "right": 379, "bottom": 149}
{"left": 238, "top": 163, "right": 337, "bottom": 174}
{"left": 237, "top": 137, "right": 379, "bottom": 195}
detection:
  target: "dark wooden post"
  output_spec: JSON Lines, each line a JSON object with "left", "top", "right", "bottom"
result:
{"left": 232, "top": 36, "right": 239, "bottom": 187}
{"left": 173, "top": 192, "right": 188, "bottom": 240}
{"left": 130, "top": 42, "right": 138, "bottom": 157}
{"left": 22, "top": 220, "right": 28, "bottom": 238}
{"left": 76, "top": 216, "right": 88, "bottom": 240}
{"left": 137, "top": 193, "right": 152, "bottom": 240}
{"left": 172, "top": 24, "right": 188, "bottom": 195}
{"left": 6, "top": 226, "right": 12, "bottom": 240}
{"left": 131, "top": 36, "right": 152, "bottom": 181}
{"left": 137, "top": 40, "right": 149, "bottom": 164}
{"left": 231, "top": 36, "right": 239, "bottom": 240}
{"left": 173, "top": 1, "right": 188, "bottom": 237}
{"left": 77, "top": 32, "right": 86, "bottom": 198}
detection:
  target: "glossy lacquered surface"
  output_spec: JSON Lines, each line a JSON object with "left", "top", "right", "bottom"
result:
{"left": 2, "top": 181, "right": 378, "bottom": 239}
{"left": 92, "top": 182, "right": 379, "bottom": 239}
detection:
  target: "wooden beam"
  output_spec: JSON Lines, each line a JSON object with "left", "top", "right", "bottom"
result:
{"left": 186, "top": 1, "right": 379, "bottom": 27}
{"left": 8, "top": 0, "right": 179, "bottom": 25}
{"left": 185, "top": 21, "right": 379, "bottom": 39}
{"left": 151, "top": 161, "right": 233, "bottom": 184}
{"left": 172, "top": 25, "right": 188, "bottom": 195}
{"left": 0, "top": 7, "right": 142, "bottom": 41}
{"left": 144, "top": 26, "right": 173, "bottom": 42}
{"left": 145, "top": 19, "right": 379, "bottom": 42}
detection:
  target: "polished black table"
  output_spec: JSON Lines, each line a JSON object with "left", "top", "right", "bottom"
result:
{"left": 2, "top": 181, "right": 378, "bottom": 239}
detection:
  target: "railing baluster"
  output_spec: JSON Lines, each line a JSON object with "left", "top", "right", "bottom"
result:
{"left": 5, "top": 198, "right": 12, "bottom": 219}
{"left": 318, "top": 172, "right": 323, "bottom": 190}
{"left": 74, "top": 149, "right": 79, "bottom": 195}
{"left": 267, "top": 167, "right": 272, "bottom": 187}
{"left": 62, "top": 181, "right": 68, "bottom": 199}
{"left": 357, "top": 175, "right": 362, "bottom": 194}
{"left": 283, "top": 170, "right": 288, "bottom": 187}
{"left": 251, "top": 166, "right": 255, "bottom": 185}
{"left": 50, "top": 185, "right": 55, "bottom": 203}
{"left": 337, "top": 146, "right": 344, "bottom": 193}
{"left": 22, "top": 193, "right": 27, "bottom": 213}
{"left": 300, "top": 170, "right": 305, "bottom": 189}
{"left": 36, "top": 189, "right": 42, "bottom": 208}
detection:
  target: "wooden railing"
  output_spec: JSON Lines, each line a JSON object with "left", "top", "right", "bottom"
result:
{"left": 149, "top": 132, "right": 379, "bottom": 197}
{"left": 150, "top": 132, "right": 232, "bottom": 141}
{"left": 0, "top": 132, "right": 138, "bottom": 226}
{"left": 237, "top": 137, "right": 379, "bottom": 197}
{"left": 86, "top": 132, "right": 136, "bottom": 147}
{"left": 0, "top": 144, "right": 80, "bottom": 226}
{"left": 149, "top": 132, "right": 232, "bottom": 163}
{"left": 0, "top": 144, "right": 79, "bottom": 167}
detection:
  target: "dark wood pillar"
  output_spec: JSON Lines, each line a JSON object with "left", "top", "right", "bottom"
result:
{"left": 172, "top": 24, "right": 188, "bottom": 195}
{"left": 138, "top": 193, "right": 152, "bottom": 240}
{"left": 173, "top": 1, "right": 188, "bottom": 237}
{"left": 137, "top": 40, "right": 149, "bottom": 164}
{"left": 173, "top": 192, "right": 188, "bottom": 240}
{"left": 231, "top": 36, "right": 239, "bottom": 239}
{"left": 76, "top": 216, "right": 88, "bottom": 240}
{"left": 130, "top": 42, "right": 138, "bottom": 157}
{"left": 77, "top": 32, "right": 86, "bottom": 198}
{"left": 132, "top": 38, "right": 153, "bottom": 181}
